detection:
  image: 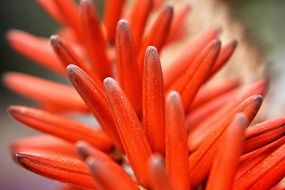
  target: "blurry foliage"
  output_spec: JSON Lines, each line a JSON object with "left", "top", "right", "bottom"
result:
{"left": 229, "top": 0, "right": 285, "bottom": 58}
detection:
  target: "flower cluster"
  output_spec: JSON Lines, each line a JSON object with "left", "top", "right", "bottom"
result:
{"left": 5, "top": 0, "right": 285, "bottom": 189}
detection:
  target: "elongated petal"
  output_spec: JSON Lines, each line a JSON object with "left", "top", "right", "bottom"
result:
{"left": 9, "top": 106, "right": 112, "bottom": 150}
{"left": 128, "top": 0, "right": 153, "bottom": 48}
{"left": 163, "top": 27, "right": 221, "bottom": 87}
{"left": 67, "top": 65, "right": 122, "bottom": 149}
{"left": 235, "top": 144, "right": 285, "bottom": 190}
{"left": 169, "top": 40, "right": 220, "bottom": 111}
{"left": 206, "top": 114, "right": 247, "bottom": 190}
{"left": 116, "top": 20, "right": 141, "bottom": 114}
{"left": 240, "top": 136, "right": 285, "bottom": 163}
{"left": 80, "top": 0, "right": 112, "bottom": 79}
{"left": 103, "top": 0, "right": 125, "bottom": 43}
{"left": 12, "top": 135, "right": 76, "bottom": 156}
{"left": 149, "top": 154, "right": 172, "bottom": 190}
{"left": 3, "top": 72, "right": 87, "bottom": 112}
{"left": 246, "top": 116, "right": 285, "bottom": 138}
{"left": 167, "top": 3, "right": 191, "bottom": 43}
{"left": 104, "top": 77, "right": 152, "bottom": 187}
{"left": 143, "top": 47, "right": 165, "bottom": 153}
{"left": 191, "top": 78, "right": 240, "bottom": 109}
{"left": 137, "top": 5, "right": 173, "bottom": 81}
{"left": 188, "top": 80, "right": 267, "bottom": 152}
{"left": 7, "top": 30, "right": 64, "bottom": 73}
{"left": 244, "top": 124, "right": 285, "bottom": 153}
{"left": 165, "top": 91, "right": 190, "bottom": 190}
{"left": 50, "top": 35, "right": 95, "bottom": 79}
{"left": 77, "top": 142, "right": 139, "bottom": 190}
{"left": 16, "top": 152, "right": 96, "bottom": 189}
{"left": 209, "top": 39, "right": 238, "bottom": 78}
{"left": 189, "top": 95, "right": 261, "bottom": 187}
{"left": 53, "top": 0, "right": 81, "bottom": 40}
{"left": 186, "top": 88, "right": 238, "bottom": 128}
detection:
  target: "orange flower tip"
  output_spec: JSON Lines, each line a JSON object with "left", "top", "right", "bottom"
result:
{"left": 146, "top": 46, "right": 158, "bottom": 57}
{"left": 66, "top": 64, "right": 82, "bottom": 78}
{"left": 76, "top": 141, "right": 90, "bottom": 160}
{"left": 103, "top": 77, "right": 116, "bottom": 89}
{"left": 253, "top": 94, "right": 263, "bottom": 104}
{"left": 49, "top": 34, "right": 61, "bottom": 46}
{"left": 212, "top": 38, "right": 222, "bottom": 48}
{"left": 117, "top": 19, "right": 129, "bottom": 29}
{"left": 167, "top": 90, "right": 181, "bottom": 103}
{"left": 6, "top": 29, "right": 23, "bottom": 42}
{"left": 8, "top": 105, "right": 26, "bottom": 118}
{"left": 15, "top": 152, "right": 34, "bottom": 169}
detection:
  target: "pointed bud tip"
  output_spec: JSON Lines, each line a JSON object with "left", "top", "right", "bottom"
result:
{"left": 118, "top": 19, "right": 129, "bottom": 27}
{"left": 66, "top": 64, "right": 80, "bottom": 75}
{"left": 146, "top": 46, "right": 158, "bottom": 53}
{"left": 6, "top": 29, "right": 23, "bottom": 41}
{"left": 49, "top": 35, "right": 60, "bottom": 45}
{"left": 103, "top": 77, "right": 116, "bottom": 88}
{"left": 76, "top": 141, "right": 90, "bottom": 160}
{"left": 8, "top": 105, "right": 26, "bottom": 116}
{"left": 167, "top": 91, "right": 181, "bottom": 103}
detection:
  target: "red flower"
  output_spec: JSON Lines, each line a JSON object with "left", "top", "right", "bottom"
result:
{"left": 5, "top": 0, "right": 285, "bottom": 189}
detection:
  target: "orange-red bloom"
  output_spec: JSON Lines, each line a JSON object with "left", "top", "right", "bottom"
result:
{"left": 5, "top": 0, "right": 284, "bottom": 189}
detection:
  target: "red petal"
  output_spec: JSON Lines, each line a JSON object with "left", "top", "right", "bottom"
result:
{"left": 206, "top": 114, "right": 247, "bottom": 190}
{"left": 244, "top": 118, "right": 285, "bottom": 153}
{"left": 165, "top": 91, "right": 190, "bottom": 190}
{"left": 50, "top": 35, "right": 95, "bottom": 79}
{"left": 104, "top": 77, "right": 152, "bottom": 187}
{"left": 3, "top": 72, "right": 87, "bottom": 112}
{"left": 149, "top": 154, "right": 172, "bottom": 190}
{"left": 163, "top": 27, "right": 221, "bottom": 87}
{"left": 53, "top": 0, "right": 81, "bottom": 40}
{"left": 116, "top": 20, "right": 142, "bottom": 114}
{"left": 168, "top": 40, "right": 221, "bottom": 111}
{"left": 16, "top": 152, "right": 96, "bottom": 189}
{"left": 235, "top": 144, "right": 285, "bottom": 190}
{"left": 7, "top": 30, "right": 64, "bottom": 73}
{"left": 137, "top": 5, "right": 173, "bottom": 81}
{"left": 103, "top": 0, "right": 126, "bottom": 43}
{"left": 77, "top": 142, "right": 139, "bottom": 190}
{"left": 9, "top": 106, "right": 112, "bottom": 151}
{"left": 167, "top": 3, "right": 191, "bottom": 43}
{"left": 67, "top": 65, "right": 122, "bottom": 150}
{"left": 12, "top": 135, "right": 76, "bottom": 157}
{"left": 80, "top": 0, "right": 112, "bottom": 79}
{"left": 191, "top": 78, "right": 240, "bottom": 109}
{"left": 209, "top": 39, "right": 238, "bottom": 78}
{"left": 189, "top": 95, "right": 261, "bottom": 187}
{"left": 186, "top": 87, "right": 238, "bottom": 128}
{"left": 188, "top": 80, "right": 267, "bottom": 152}
{"left": 143, "top": 47, "right": 165, "bottom": 153}
{"left": 128, "top": 0, "right": 153, "bottom": 48}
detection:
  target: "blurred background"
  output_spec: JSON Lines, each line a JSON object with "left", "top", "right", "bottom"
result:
{"left": 0, "top": 0, "right": 285, "bottom": 189}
